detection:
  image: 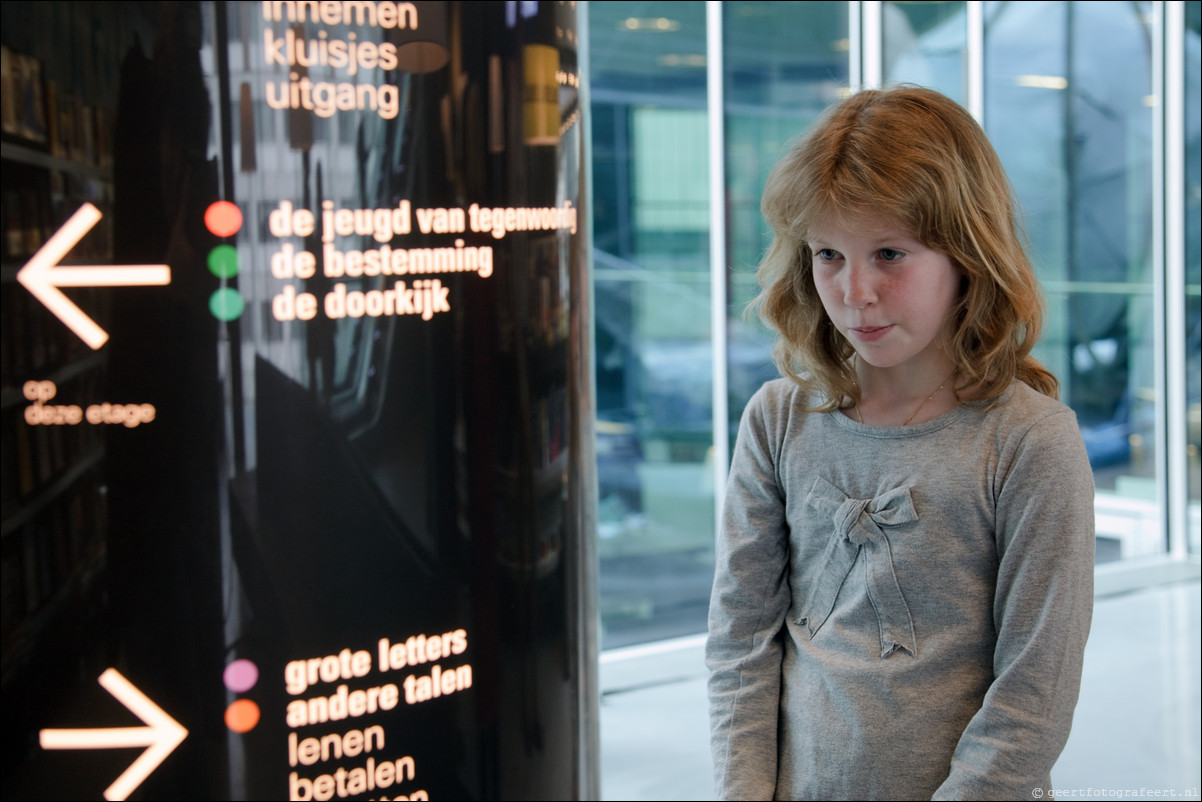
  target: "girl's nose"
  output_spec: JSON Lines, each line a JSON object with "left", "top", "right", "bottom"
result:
{"left": 843, "top": 263, "right": 876, "bottom": 309}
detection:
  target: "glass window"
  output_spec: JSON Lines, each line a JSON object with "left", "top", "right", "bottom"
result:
{"left": 723, "top": 0, "right": 850, "bottom": 445}
{"left": 883, "top": 0, "right": 967, "bottom": 103}
{"left": 985, "top": 0, "right": 1158, "bottom": 562}
{"left": 588, "top": 2, "right": 714, "bottom": 648}
{"left": 589, "top": 0, "right": 1199, "bottom": 654}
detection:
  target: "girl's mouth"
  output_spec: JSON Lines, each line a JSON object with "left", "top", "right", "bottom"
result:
{"left": 851, "top": 326, "right": 892, "bottom": 342}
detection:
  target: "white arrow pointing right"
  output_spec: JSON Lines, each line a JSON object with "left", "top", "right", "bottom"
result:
{"left": 39, "top": 668, "right": 188, "bottom": 801}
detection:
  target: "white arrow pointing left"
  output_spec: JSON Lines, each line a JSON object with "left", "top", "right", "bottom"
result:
{"left": 40, "top": 668, "right": 188, "bottom": 801}
{"left": 17, "top": 203, "right": 171, "bottom": 350}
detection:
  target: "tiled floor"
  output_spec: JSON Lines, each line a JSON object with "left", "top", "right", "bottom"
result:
{"left": 599, "top": 574, "right": 1201, "bottom": 801}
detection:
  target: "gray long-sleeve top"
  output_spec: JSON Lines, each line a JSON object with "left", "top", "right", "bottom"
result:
{"left": 707, "top": 378, "right": 1095, "bottom": 800}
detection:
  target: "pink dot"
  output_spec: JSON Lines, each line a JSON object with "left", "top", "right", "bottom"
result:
{"left": 223, "top": 659, "right": 259, "bottom": 693}
{"left": 205, "top": 201, "right": 243, "bottom": 237}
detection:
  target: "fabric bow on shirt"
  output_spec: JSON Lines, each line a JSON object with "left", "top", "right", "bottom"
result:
{"left": 799, "top": 476, "right": 920, "bottom": 658}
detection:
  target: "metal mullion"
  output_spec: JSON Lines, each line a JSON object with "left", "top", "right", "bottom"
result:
{"left": 707, "top": 0, "right": 729, "bottom": 524}
{"left": 1163, "top": 0, "right": 1189, "bottom": 559}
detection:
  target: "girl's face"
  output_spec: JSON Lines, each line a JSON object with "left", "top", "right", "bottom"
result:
{"left": 809, "top": 214, "right": 963, "bottom": 377}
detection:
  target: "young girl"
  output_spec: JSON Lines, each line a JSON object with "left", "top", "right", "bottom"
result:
{"left": 706, "top": 85, "right": 1096, "bottom": 800}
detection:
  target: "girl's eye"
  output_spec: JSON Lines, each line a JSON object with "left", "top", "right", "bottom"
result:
{"left": 878, "top": 248, "right": 904, "bottom": 261}
{"left": 814, "top": 248, "right": 839, "bottom": 261}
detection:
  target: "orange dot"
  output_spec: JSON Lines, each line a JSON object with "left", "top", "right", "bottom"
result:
{"left": 205, "top": 201, "right": 243, "bottom": 238}
{"left": 224, "top": 699, "right": 260, "bottom": 733}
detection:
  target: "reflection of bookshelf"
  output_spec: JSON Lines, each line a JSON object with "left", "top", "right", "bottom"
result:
{"left": 1, "top": 74, "right": 114, "bottom": 689}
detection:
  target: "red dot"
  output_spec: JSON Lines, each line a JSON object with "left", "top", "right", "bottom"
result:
{"left": 205, "top": 201, "right": 243, "bottom": 238}
{"left": 224, "top": 699, "right": 260, "bottom": 733}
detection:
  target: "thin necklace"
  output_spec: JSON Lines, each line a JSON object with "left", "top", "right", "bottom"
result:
{"left": 853, "top": 367, "right": 957, "bottom": 426}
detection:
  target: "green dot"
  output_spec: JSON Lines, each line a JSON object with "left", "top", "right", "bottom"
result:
{"left": 209, "top": 288, "right": 245, "bottom": 321}
{"left": 208, "top": 245, "right": 239, "bottom": 278}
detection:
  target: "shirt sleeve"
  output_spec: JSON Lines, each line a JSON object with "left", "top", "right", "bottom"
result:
{"left": 933, "top": 407, "right": 1096, "bottom": 799}
{"left": 706, "top": 388, "right": 794, "bottom": 800}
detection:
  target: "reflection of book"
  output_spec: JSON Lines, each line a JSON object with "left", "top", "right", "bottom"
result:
{"left": 96, "top": 107, "right": 113, "bottom": 170}
{"left": 5, "top": 284, "right": 29, "bottom": 380}
{"left": 71, "top": 95, "right": 87, "bottom": 163}
{"left": 58, "top": 94, "right": 77, "bottom": 161}
{"left": 44, "top": 79, "right": 59, "bottom": 156}
{"left": 1, "top": 46, "right": 18, "bottom": 136}
{"left": 3, "top": 188, "right": 23, "bottom": 259}
{"left": 79, "top": 101, "right": 95, "bottom": 165}
{"left": 17, "top": 52, "right": 48, "bottom": 144}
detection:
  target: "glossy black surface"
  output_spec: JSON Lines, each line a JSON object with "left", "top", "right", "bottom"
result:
{"left": 1, "top": 3, "right": 595, "bottom": 799}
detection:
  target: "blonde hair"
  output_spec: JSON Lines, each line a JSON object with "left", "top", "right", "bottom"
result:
{"left": 753, "top": 85, "right": 1058, "bottom": 409}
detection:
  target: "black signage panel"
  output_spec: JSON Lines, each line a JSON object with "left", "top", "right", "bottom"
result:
{"left": 1, "top": 2, "right": 597, "bottom": 799}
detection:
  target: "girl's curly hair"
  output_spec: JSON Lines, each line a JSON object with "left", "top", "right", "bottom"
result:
{"left": 752, "top": 85, "right": 1058, "bottom": 409}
